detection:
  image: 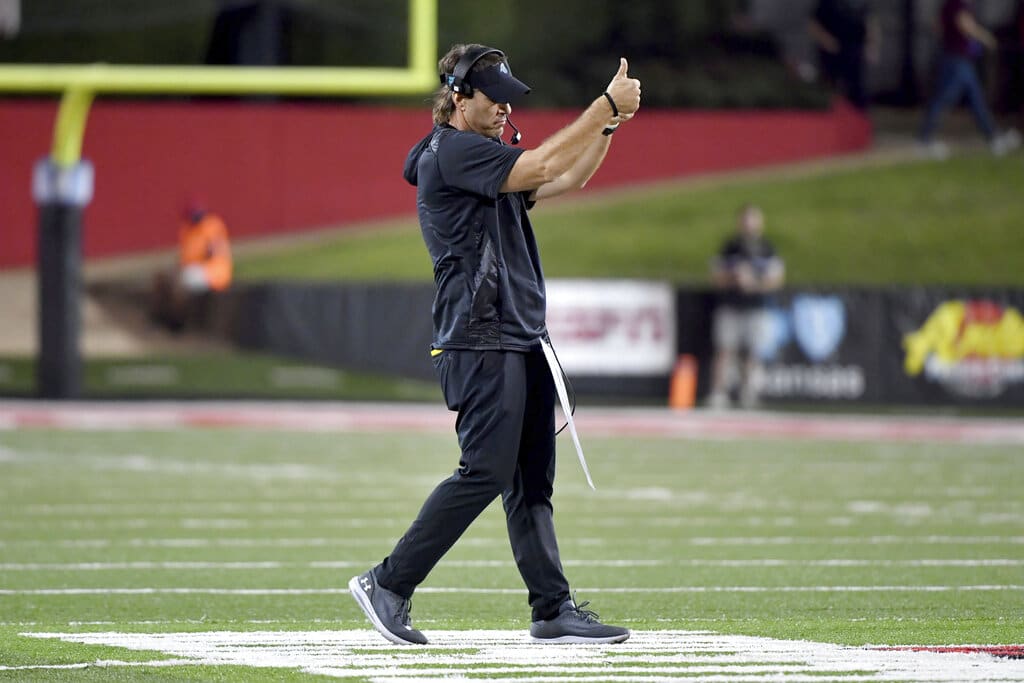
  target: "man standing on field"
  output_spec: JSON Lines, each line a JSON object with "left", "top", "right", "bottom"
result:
{"left": 348, "top": 43, "right": 641, "bottom": 645}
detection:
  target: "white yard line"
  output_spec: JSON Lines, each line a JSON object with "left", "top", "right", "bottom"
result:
{"left": 15, "top": 516, "right": 1024, "bottom": 531}
{"left": 3, "top": 534, "right": 1023, "bottom": 548}
{"left": 1, "top": 494, "right": 1011, "bottom": 516}
{"left": 8, "top": 513, "right": 1024, "bottom": 528}
{"left": 15, "top": 630, "right": 1024, "bottom": 681}
{"left": 9, "top": 502, "right": 368, "bottom": 515}
{"left": 2, "top": 585, "right": 1021, "bottom": 596}
{"left": 0, "top": 448, "right": 345, "bottom": 482}
{"left": 0, "top": 537, "right": 507, "bottom": 548}
{"left": 685, "top": 535, "right": 1024, "bottom": 545}
{"left": 0, "top": 660, "right": 197, "bottom": 672}
{"left": 0, "top": 619, "right": 360, "bottom": 627}
{"left": 0, "top": 561, "right": 291, "bottom": 571}
{"left": 0, "top": 517, "right": 402, "bottom": 530}
{"left": 2, "top": 559, "right": 1022, "bottom": 571}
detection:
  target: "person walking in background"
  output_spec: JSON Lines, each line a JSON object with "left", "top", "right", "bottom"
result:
{"left": 808, "top": 0, "right": 881, "bottom": 109}
{"left": 919, "top": 0, "right": 1022, "bottom": 158}
{"left": 348, "top": 43, "right": 639, "bottom": 646}
{"left": 150, "top": 202, "right": 232, "bottom": 330}
{"left": 1013, "top": 0, "right": 1024, "bottom": 128}
{"left": 708, "top": 204, "right": 785, "bottom": 411}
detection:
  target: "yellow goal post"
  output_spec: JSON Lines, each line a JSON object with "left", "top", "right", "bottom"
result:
{"left": 0, "top": 0, "right": 437, "bottom": 399}
{"left": 0, "top": 0, "right": 438, "bottom": 166}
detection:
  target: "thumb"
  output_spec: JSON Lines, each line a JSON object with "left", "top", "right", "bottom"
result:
{"left": 615, "top": 57, "right": 628, "bottom": 79}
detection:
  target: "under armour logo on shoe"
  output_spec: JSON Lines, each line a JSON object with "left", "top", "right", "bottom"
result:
{"left": 360, "top": 576, "right": 372, "bottom": 592}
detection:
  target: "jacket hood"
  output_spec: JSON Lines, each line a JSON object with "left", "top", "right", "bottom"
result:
{"left": 403, "top": 127, "right": 442, "bottom": 187}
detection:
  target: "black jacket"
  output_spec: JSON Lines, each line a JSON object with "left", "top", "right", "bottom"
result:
{"left": 403, "top": 124, "right": 546, "bottom": 351}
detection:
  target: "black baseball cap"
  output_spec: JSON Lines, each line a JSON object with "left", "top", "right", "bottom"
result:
{"left": 469, "top": 61, "right": 531, "bottom": 105}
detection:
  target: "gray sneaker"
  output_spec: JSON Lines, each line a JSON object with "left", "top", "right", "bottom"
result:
{"left": 348, "top": 570, "right": 427, "bottom": 645}
{"left": 530, "top": 598, "right": 630, "bottom": 644}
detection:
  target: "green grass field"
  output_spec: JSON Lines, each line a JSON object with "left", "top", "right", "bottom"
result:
{"left": 0, "top": 354, "right": 438, "bottom": 402}
{"left": 234, "top": 153, "right": 1024, "bottom": 286}
{"left": 1, "top": 418, "right": 1022, "bottom": 680}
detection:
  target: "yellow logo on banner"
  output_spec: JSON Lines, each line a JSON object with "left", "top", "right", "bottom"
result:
{"left": 903, "top": 301, "right": 1024, "bottom": 376}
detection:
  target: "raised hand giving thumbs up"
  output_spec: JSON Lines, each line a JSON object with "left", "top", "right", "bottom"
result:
{"left": 604, "top": 57, "right": 641, "bottom": 121}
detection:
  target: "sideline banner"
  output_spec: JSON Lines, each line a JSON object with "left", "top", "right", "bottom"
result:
{"left": 882, "top": 290, "right": 1024, "bottom": 405}
{"left": 750, "top": 288, "right": 1024, "bottom": 406}
{"left": 546, "top": 279, "right": 677, "bottom": 376}
{"left": 169, "top": 281, "right": 1024, "bottom": 406}
{"left": 753, "top": 290, "right": 884, "bottom": 403}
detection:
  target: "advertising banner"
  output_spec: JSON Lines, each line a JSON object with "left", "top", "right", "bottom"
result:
{"left": 753, "top": 290, "right": 884, "bottom": 403}
{"left": 187, "top": 281, "right": 1024, "bottom": 406}
{"left": 882, "top": 290, "right": 1024, "bottom": 405}
{"left": 546, "top": 279, "right": 677, "bottom": 376}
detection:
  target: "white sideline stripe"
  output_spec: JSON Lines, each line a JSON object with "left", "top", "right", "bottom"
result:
{"left": 0, "top": 560, "right": 664, "bottom": 571}
{"left": 10, "top": 515, "right": 1024, "bottom": 530}
{"left": 2, "top": 585, "right": 1021, "bottom": 596}
{"left": 3, "top": 535, "right": 1022, "bottom": 548}
{"left": 0, "top": 561, "right": 288, "bottom": 571}
{"left": 0, "top": 537, "right": 404, "bottom": 548}
{"left": 1, "top": 619, "right": 374, "bottom": 626}
{"left": 18, "top": 629, "right": 1024, "bottom": 682}
{"left": 0, "top": 517, "right": 402, "bottom": 530}
{"left": 376, "top": 679, "right": 930, "bottom": 683}
{"left": 686, "top": 535, "right": 1024, "bottom": 545}
{"left": 0, "top": 660, "right": 195, "bottom": 672}
{"left": 2, "top": 559, "right": 1022, "bottom": 571}
{"left": 405, "top": 679, "right": 1022, "bottom": 683}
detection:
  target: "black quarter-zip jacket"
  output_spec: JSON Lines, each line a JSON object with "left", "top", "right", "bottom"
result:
{"left": 403, "top": 124, "right": 547, "bottom": 351}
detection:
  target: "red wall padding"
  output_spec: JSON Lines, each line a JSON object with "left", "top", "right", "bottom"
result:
{"left": 0, "top": 99, "right": 870, "bottom": 268}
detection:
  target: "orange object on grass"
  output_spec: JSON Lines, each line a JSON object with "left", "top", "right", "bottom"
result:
{"left": 179, "top": 212, "right": 232, "bottom": 291}
{"left": 668, "top": 354, "right": 697, "bottom": 410}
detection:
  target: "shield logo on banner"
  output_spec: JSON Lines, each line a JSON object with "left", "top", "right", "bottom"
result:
{"left": 792, "top": 295, "right": 846, "bottom": 362}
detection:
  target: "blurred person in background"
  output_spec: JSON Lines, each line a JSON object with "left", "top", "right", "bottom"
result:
{"left": 1011, "top": 0, "right": 1024, "bottom": 126}
{"left": 919, "top": 0, "right": 1022, "bottom": 158}
{"left": 347, "top": 43, "right": 639, "bottom": 647}
{"left": 150, "top": 202, "right": 232, "bottom": 330}
{"left": 808, "top": 0, "right": 881, "bottom": 109}
{"left": 708, "top": 204, "right": 785, "bottom": 411}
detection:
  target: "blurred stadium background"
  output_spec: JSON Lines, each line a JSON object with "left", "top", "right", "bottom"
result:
{"left": 1, "top": 3, "right": 1023, "bottom": 677}
{"left": 1, "top": 0, "right": 1023, "bottom": 408}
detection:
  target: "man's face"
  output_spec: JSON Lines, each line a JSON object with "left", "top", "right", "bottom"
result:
{"left": 738, "top": 208, "right": 764, "bottom": 238}
{"left": 457, "top": 90, "right": 510, "bottom": 139}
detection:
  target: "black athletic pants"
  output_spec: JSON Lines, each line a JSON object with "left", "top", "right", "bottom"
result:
{"left": 374, "top": 347, "right": 571, "bottom": 622}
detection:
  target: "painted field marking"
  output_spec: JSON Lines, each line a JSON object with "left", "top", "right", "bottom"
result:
{"left": 0, "top": 537, "right": 513, "bottom": 548}
{"left": 0, "top": 660, "right": 195, "bottom": 672}
{"left": 11, "top": 514, "right": 1024, "bottom": 531}
{"left": 0, "top": 491, "right": 1010, "bottom": 517}
{"left": 3, "top": 535, "right": 1023, "bottom": 553}
{"left": 16, "top": 630, "right": 1024, "bottom": 681}
{"left": 0, "top": 517, "right": 402, "bottom": 530}
{"left": 684, "top": 535, "right": 1024, "bottom": 545}
{"left": 4, "top": 400, "right": 1024, "bottom": 445}
{"left": 0, "top": 560, "right": 622, "bottom": 571}
{"left": 0, "top": 459, "right": 344, "bottom": 483}
{"left": 9, "top": 502, "right": 372, "bottom": 515}
{"left": 2, "top": 585, "right": 1021, "bottom": 596}
{"left": 2, "top": 559, "right": 1022, "bottom": 571}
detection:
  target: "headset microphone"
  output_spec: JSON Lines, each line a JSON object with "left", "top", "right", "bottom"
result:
{"left": 507, "top": 117, "right": 522, "bottom": 145}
